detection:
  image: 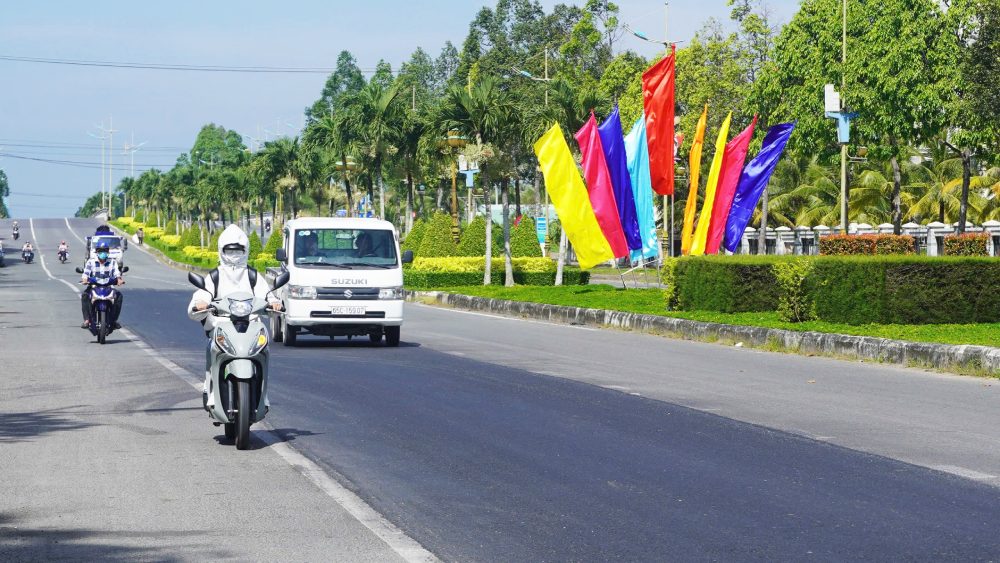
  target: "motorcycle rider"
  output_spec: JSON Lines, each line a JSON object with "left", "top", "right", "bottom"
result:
{"left": 21, "top": 241, "right": 34, "bottom": 260}
{"left": 188, "top": 225, "right": 281, "bottom": 408}
{"left": 12, "top": 221, "right": 19, "bottom": 240}
{"left": 57, "top": 240, "right": 69, "bottom": 262}
{"left": 80, "top": 240, "right": 124, "bottom": 329}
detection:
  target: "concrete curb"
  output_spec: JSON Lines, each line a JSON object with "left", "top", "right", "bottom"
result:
{"left": 408, "top": 291, "right": 1000, "bottom": 375}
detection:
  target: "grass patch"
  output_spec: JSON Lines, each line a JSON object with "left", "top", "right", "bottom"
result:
{"left": 432, "top": 284, "right": 1000, "bottom": 348}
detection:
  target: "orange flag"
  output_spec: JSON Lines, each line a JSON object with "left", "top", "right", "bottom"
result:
{"left": 681, "top": 105, "right": 708, "bottom": 255}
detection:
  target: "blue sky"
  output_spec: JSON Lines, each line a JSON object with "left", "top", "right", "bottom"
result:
{"left": 0, "top": 0, "right": 800, "bottom": 218}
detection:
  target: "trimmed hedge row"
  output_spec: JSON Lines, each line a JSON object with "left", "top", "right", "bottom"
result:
{"left": 405, "top": 269, "right": 590, "bottom": 288}
{"left": 664, "top": 255, "right": 1000, "bottom": 325}
{"left": 819, "top": 234, "right": 914, "bottom": 255}
{"left": 943, "top": 233, "right": 989, "bottom": 256}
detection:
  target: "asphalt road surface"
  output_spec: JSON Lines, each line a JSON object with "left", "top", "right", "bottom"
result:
{"left": 4, "top": 217, "right": 1000, "bottom": 561}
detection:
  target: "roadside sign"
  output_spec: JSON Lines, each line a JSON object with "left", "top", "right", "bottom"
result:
{"left": 535, "top": 217, "right": 547, "bottom": 244}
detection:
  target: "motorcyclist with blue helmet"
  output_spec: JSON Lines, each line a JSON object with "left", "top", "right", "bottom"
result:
{"left": 80, "top": 240, "right": 124, "bottom": 329}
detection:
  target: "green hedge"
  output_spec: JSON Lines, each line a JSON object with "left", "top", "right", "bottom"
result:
{"left": 819, "top": 234, "right": 914, "bottom": 255}
{"left": 401, "top": 219, "right": 427, "bottom": 254}
{"left": 405, "top": 269, "right": 589, "bottom": 288}
{"left": 943, "top": 233, "right": 989, "bottom": 256}
{"left": 671, "top": 256, "right": 782, "bottom": 313}
{"left": 662, "top": 255, "right": 1000, "bottom": 325}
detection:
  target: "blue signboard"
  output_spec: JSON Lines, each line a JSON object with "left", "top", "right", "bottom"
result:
{"left": 535, "top": 217, "right": 547, "bottom": 244}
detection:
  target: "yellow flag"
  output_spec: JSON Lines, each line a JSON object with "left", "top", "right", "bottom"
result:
{"left": 681, "top": 105, "right": 708, "bottom": 256}
{"left": 533, "top": 123, "right": 615, "bottom": 270}
{"left": 689, "top": 112, "right": 732, "bottom": 256}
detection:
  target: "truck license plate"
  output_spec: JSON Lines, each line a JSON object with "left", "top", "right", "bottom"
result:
{"left": 331, "top": 306, "right": 365, "bottom": 315}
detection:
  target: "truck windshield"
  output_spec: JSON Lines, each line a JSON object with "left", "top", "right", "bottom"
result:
{"left": 93, "top": 237, "right": 121, "bottom": 249}
{"left": 293, "top": 228, "right": 397, "bottom": 268}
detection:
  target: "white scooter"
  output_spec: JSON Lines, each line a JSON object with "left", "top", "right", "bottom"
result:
{"left": 187, "top": 270, "right": 289, "bottom": 450}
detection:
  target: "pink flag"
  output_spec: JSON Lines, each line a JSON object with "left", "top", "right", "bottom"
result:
{"left": 705, "top": 116, "right": 757, "bottom": 254}
{"left": 575, "top": 113, "right": 629, "bottom": 258}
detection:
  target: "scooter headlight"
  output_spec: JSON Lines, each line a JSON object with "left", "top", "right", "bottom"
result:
{"left": 248, "top": 328, "right": 268, "bottom": 355}
{"left": 214, "top": 330, "right": 237, "bottom": 355}
{"left": 229, "top": 298, "right": 253, "bottom": 317}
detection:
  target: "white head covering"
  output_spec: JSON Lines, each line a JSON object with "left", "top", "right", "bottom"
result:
{"left": 217, "top": 225, "right": 249, "bottom": 284}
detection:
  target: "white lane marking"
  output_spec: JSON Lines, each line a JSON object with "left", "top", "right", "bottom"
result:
{"left": 411, "top": 301, "right": 598, "bottom": 331}
{"left": 128, "top": 275, "right": 189, "bottom": 287}
{"left": 64, "top": 217, "right": 87, "bottom": 244}
{"left": 932, "top": 465, "right": 1000, "bottom": 483}
{"left": 31, "top": 218, "right": 81, "bottom": 294}
{"left": 116, "top": 327, "right": 438, "bottom": 563}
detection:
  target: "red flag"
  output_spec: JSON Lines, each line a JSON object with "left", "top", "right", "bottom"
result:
{"left": 575, "top": 113, "right": 629, "bottom": 258}
{"left": 642, "top": 45, "right": 676, "bottom": 196}
{"left": 705, "top": 116, "right": 758, "bottom": 254}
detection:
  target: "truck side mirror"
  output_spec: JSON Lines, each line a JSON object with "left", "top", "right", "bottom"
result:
{"left": 275, "top": 248, "right": 287, "bottom": 262}
{"left": 188, "top": 271, "right": 206, "bottom": 290}
{"left": 402, "top": 250, "right": 414, "bottom": 264}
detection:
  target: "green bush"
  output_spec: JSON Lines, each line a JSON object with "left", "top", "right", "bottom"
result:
{"left": 417, "top": 212, "right": 458, "bottom": 258}
{"left": 263, "top": 228, "right": 283, "bottom": 258}
{"left": 164, "top": 220, "right": 178, "bottom": 236}
{"left": 181, "top": 224, "right": 203, "bottom": 248}
{"left": 248, "top": 230, "right": 263, "bottom": 258}
{"left": 672, "top": 256, "right": 782, "bottom": 313}
{"left": 774, "top": 259, "right": 816, "bottom": 322}
{"left": 819, "top": 234, "right": 914, "bottom": 255}
{"left": 457, "top": 216, "right": 502, "bottom": 257}
{"left": 404, "top": 268, "right": 588, "bottom": 288}
{"left": 401, "top": 219, "right": 427, "bottom": 254}
{"left": 510, "top": 218, "right": 543, "bottom": 257}
{"left": 209, "top": 228, "right": 222, "bottom": 250}
{"left": 413, "top": 256, "right": 554, "bottom": 273}
{"left": 943, "top": 233, "right": 989, "bottom": 256}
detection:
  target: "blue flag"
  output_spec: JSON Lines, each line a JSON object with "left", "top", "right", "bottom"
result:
{"left": 723, "top": 122, "right": 796, "bottom": 253}
{"left": 624, "top": 113, "right": 660, "bottom": 262}
{"left": 599, "top": 106, "right": 642, "bottom": 251}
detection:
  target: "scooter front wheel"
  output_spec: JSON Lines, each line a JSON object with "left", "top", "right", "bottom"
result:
{"left": 235, "top": 380, "right": 251, "bottom": 450}
{"left": 97, "top": 310, "right": 107, "bottom": 344}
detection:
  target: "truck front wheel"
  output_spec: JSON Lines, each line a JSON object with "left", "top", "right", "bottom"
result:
{"left": 385, "top": 326, "right": 400, "bottom": 347}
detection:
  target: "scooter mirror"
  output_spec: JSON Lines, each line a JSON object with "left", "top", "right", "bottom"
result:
{"left": 75, "top": 267, "right": 84, "bottom": 274}
{"left": 121, "top": 266, "right": 130, "bottom": 273}
{"left": 188, "top": 271, "right": 206, "bottom": 290}
{"left": 273, "top": 271, "right": 290, "bottom": 289}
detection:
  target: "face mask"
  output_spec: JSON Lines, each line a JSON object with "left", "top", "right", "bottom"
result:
{"left": 97, "top": 252, "right": 109, "bottom": 260}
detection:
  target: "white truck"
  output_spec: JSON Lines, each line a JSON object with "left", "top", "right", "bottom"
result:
{"left": 267, "top": 217, "right": 413, "bottom": 347}
{"left": 86, "top": 231, "right": 128, "bottom": 266}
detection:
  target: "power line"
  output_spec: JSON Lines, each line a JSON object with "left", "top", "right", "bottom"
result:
{"left": 0, "top": 152, "right": 174, "bottom": 170}
{"left": 0, "top": 54, "right": 379, "bottom": 74}
{"left": 8, "top": 190, "right": 73, "bottom": 199}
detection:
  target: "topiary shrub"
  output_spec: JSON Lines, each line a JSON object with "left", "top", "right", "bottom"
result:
{"left": 457, "top": 216, "right": 502, "bottom": 257}
{"left": 209, "top": 228, "right": 222, "bottom": 250}
{"left": 401, "top": 219, "right": 427, "bottom": 254}
{"left": 417, "top": 212, "right": 458, "bottom": 258}
{"left": 263, "top": 228, "right": 283, "bottom": 258}
{"left": 510, "top": 218, "right": 543, "bottom": 257}
{"left": 248, "top": 230, "right": 263, "bottom": 258}
{"left": 181, "top": 224, "right": 202, "bottom": 248}
{"left": 164, "top": 219, "right": 178, "bottom": 236}
{"left": 943, "top": 233, "right": 989, "bottom": 256}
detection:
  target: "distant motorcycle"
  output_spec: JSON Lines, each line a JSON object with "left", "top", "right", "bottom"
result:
{"left": 21, "top": 250, "right": 33, "bottom": 264}
{"left": 12, "top": 228, "right": 19, "bottom": 241}
{"left": 58, "top": 249, "right": 69, "bottom": 264}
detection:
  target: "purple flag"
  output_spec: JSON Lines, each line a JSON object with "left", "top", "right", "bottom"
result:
{"left": 723, "top": 122, "right": 796, "bottom": 253}
{"left": 598, "top": 106, "right": 642, "bottom": 251}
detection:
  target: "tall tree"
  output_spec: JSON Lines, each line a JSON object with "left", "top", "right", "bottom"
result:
{"left": 306, "top": 50, "right": 367, "bottom": 123}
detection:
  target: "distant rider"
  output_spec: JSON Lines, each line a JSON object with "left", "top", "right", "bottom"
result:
{"left": 12, "top": 221, "right": 19, "bottom": 239}
{"left": 21, "top": 241, "right": 33, "bottom": 254}
{"left": 188, "top": 225, "right": 281, "bottom": 408}
{"left": 58, "top": 240, "right": 69, "bottom": 260}
{"left": 80, "top": 241, "right": 124, "bottom": 330}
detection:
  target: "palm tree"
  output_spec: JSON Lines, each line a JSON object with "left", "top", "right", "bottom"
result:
{"left": 770, "top": 156, "right": 841, "bottom": 227}
{"left": 346, "top": 81, "right": 402, "bottom": 221}
{"left": 439, "top": 76, "right": 515, "bottom": 285}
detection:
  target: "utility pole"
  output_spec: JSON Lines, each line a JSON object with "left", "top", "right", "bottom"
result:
{"left": 103, "top": 117, "right": 118, "bottom": 219}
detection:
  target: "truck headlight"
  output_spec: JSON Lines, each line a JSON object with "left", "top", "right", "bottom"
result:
{"left": 378, "top": 286, "right": 404, "bottom": 300}
{"left": 289, "top": 285, "right": 317, "bottom": 299}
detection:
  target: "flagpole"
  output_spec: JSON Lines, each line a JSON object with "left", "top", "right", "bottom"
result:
{"left": 664, "top": 2, "right": 673, "bottom": 258}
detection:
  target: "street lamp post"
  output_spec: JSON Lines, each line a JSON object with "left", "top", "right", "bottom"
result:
{"left": 512, "top": 56, "right": 554, "bottom": 251}
{"left": 445, "top": 131, "right": 467, "bottom": 243}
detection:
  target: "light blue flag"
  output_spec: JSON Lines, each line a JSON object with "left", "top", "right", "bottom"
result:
{"left": 624, "top": 114, "right": 659, "bottom": 262}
